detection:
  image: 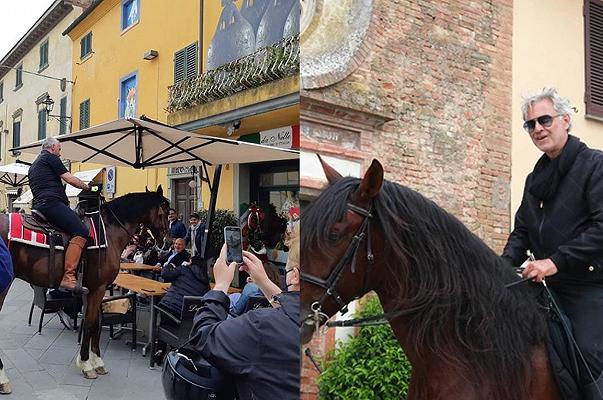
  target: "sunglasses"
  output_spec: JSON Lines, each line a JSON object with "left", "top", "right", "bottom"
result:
{"left": 523, "top": 114, "right": 563, "bottom": 133}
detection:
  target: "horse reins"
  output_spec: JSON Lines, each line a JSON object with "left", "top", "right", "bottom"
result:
{"left": 300, "top": 202, "right": 374, "bottom": 330}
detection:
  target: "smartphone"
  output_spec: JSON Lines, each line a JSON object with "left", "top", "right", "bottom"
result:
{"left": 224, "top": 226, "right": 243, "bottom": 264}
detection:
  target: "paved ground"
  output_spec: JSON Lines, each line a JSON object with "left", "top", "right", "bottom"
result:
{"left": 0, "top": 279, "right": 165, "bottom": 400}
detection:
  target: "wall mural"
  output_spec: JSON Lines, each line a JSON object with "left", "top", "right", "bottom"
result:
{"left": 207, "top": 0, "right": 300, "bottom": 71}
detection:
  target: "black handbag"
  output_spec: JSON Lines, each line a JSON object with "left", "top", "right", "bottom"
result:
{"left": 161, "top": 341, "right": 237, "bottom": 400}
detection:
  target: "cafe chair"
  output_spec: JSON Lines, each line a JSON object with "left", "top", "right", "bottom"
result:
{"left": 243, "top": 295, "right": 271, "bottom": 313}
{"left": 28, "top": 285, "right": 80, "bottom": 334}
{"left": 77, "top": 293, "right": 137, "bottom": 350}
{"left": 150, "top": 296, "right": 203, "bottom": 367}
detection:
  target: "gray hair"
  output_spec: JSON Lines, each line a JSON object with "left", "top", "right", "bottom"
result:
{"left": 41, "top": 136, "right": 59, "bottom": 150}
{"left": 521, "top": 87, "right": 575, "bottom": 132}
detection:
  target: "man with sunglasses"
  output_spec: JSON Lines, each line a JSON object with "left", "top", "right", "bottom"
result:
{"left": 502, "top": 87, "right": 603, "bottom": 397}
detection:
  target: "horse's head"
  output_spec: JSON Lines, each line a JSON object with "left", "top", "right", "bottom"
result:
{"left": 301, "top": 157, "right": 384, "bottom": 344}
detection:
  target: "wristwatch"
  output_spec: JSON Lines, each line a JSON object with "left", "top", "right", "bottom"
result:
{"left": 268, "top": 295, "right": 281, "bottom": 307}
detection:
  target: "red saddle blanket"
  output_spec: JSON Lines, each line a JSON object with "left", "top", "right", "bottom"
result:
{"left": 8, "top": 212, "right": 107, "bottom": 250}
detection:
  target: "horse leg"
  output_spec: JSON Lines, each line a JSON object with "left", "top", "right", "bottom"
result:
{"left": 75, "top": 285, "right": 105, "bottom": 379}
{"left": 90, "top": 306, "right": 108, "bottom": 376}
{"left": 0, "top": 284, "right": 12, "bottom": 394}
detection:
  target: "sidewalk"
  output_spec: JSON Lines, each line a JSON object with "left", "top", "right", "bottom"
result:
{"left": 0, "top": 279, "right": 165, "bottom": 400}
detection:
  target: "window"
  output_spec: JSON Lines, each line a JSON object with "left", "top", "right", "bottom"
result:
{"left": 79, "top": 99, "right": 90, "bottom": 129}
{"left": 59, "top": 96, "right": 67, "bottom": 135}
{"left": 119, "top": 73, "right": 137, "bottom": 118}
{"left": 585, "top": 0, "right": 603, "bottom": 119}
{"left": 0, "top": 82, "right": 3, "bottom": 103}
{"left": 38, "top": 109, "right": 46, "bottom": 140}
{"left": 173, "top": 42, "right": 198, "bottom": 84}
{"left": 121, "top": 0, "right": 140, "bottom": 31}
{"left": 15, "top": 65, "right": 22, "bottom": 89}
{"left": 80, "top": 32, "right": 92, "bottom": 59}
{"left": 39, "top": 40, "right": 49, "bottom": 70}
{"left": 12, "top": 120, "right": 20, "bottom": 150}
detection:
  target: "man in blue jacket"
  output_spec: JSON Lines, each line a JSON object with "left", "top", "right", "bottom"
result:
{"left": 167, "top": 208, "right": 186, "bottom": 239}
{"left": 189, "top": 228, "right": 300, "bottom": 400}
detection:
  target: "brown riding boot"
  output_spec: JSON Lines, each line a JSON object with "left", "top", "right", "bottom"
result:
{"left": 60, "top": 236, "right": 89, "bottom": 294}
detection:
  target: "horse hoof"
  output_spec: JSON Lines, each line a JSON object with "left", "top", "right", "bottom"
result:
{"left": 94, "top": 366, "right": 108, "bottom": 375}
{"left": 0, "top": 383, "right": 12, "bottom": 394}
{"left": 82, "top": 369, "right": 98, "bottom": 379}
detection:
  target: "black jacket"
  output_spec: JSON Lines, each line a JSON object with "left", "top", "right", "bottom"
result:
{"left": 157, "top": 249, "right": 190, "bottom": 269}
{"left": 503, "top": 141, "right": 603, "bottom": 283}
{"left": 159, "top": 260, "right": 209, "bottom": 315}
{"left": 190, "top": 291, "right": 300, "bottom": 400}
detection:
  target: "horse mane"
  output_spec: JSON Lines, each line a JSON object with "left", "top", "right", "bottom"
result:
{"left": 302, "top": 177, "right": 548, "bottom": 400}
{"left": 101, "top": 192, "right": 167, "bottom": 224}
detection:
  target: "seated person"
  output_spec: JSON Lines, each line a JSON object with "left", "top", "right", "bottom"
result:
{"left": 120, "top": 235, "right": 141, "bottom": 262}
{"left": 188, "top": 223, "right": 300, "bottom": 400}
{"left": 229, "top": 263, "right": 282, "bottom": 316}
{"left": 155, "top": 238, "right": 189, "bottom": 271}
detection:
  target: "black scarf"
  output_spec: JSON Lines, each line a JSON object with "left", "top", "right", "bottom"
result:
{"left": 529, "top": 135, "right": 586, "bottom": 201}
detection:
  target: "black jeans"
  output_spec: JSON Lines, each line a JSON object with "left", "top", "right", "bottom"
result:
{"left": 35, "top": 201, "right": 88, "bottom": 238}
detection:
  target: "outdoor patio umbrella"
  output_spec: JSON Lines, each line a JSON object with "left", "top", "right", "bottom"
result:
{"left": 11, "top": 116, "right": 298, "bottom": 168}
{"left": 11, "top": 116, "right": 299, "bottom": 259}
{"left": 0, "top": 162, "right": 30, "bottom": 187}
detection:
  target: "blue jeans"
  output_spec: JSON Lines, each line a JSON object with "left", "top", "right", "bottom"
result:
{"left": 35, "top": 201, "right": 88, "bottom": 238}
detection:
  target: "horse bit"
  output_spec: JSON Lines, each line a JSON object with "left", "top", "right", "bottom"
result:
{"left": 300, "top": 202, "right": 374, "bottom": 335}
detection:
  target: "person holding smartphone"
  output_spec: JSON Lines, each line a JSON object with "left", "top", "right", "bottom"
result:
{"left": 188, "top": 223, "right": 300, "bottom": 400}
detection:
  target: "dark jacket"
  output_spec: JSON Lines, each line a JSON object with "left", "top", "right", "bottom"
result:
{"left": 190, "top": 291, "right": 300, "bottom": 400}
{"left": 159, "top": 260, "right": 209, "bottom": 315}
{"left": 503, "top": 140, "right": 603, "bottom": 284}
{"left": 157, "top": 249, "right": 190, "bottom": 269}
{"left": 169, "top": 220, "right": 187, "bottom": 239}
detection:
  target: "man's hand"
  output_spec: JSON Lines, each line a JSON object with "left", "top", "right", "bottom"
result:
{"left": 240, "top": 250, "right": 282, "bottom": 304}
{"left": 522, "top": 258, "right": 558, "bottom": 282}
{"left": 212, "top": 244, "right": 237, "bottom": 294}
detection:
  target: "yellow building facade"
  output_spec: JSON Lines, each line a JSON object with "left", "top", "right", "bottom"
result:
{"left": 64, "top": 0, "right": 235, "bottom": 215}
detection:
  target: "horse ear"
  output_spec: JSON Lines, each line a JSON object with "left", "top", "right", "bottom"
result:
{"left": 357, "top": 159, "right": 384, "bottom": 200}
{"left": 157, "top": 185, "right": 163, "bottom": 197}
{"left": 145, "top": 186, "right": 150, "bottom": 193}
{"left": 318, "top": 154, "right": 342, "bottom": 185}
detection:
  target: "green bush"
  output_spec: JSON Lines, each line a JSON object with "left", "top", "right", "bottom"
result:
{"left": 197, "top": 209, "right": 239, "bottom": 253}
{"left": 318, "top": 296, "right": 412, "bottom": 400}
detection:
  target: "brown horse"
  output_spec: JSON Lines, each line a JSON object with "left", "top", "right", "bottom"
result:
{"left": 0, "top": 187, "right": 170, "bottom": 393}
{"left": 300, "top": 159, "right": 561, "bottom": 400}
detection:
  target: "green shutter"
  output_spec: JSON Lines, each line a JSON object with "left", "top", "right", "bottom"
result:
{"left": 185, "top": 43, "right": 198, "bottom": 79}
{"left": 586, "top": 0, "right": 603, "bottom": 117}
{"left": 174, "top": 48, "right": 186, "bottom": 83}
{"left": 59, "top": 97, "right": 67, "bottom": 135}
{"left": 79, "top": 99, "right": 90, "bottom": 129}
{"left": 12, "top": 121, "right": 20, "bottom": 149}
{"left": 38, "top": 110, "right": 46, "bottom": 140}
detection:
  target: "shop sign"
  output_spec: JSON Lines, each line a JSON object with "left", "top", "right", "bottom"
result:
{"left": 106, "top": 166, "right": 116, "bottom": 194}
{"left": 301, "top": 122, "right": 361, "bottom": 150}
{"left": 259, "top": 126, "right": 293, "bottom": 149}
{"left": 168, "top": 166, "right": 195, "bottom": 177}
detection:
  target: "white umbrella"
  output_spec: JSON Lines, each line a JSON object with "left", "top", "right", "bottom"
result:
{"left": 12, "top": 117, "right": 298, "bottom": 168}
{"left": 0, "top": 162, "right": 30, "bottom": 187}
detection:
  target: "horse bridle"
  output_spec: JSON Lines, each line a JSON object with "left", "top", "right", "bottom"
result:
{"left": 301, "top": 202, "right": 374, "bottom": 328}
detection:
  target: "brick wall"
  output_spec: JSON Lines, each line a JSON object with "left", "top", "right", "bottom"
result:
{"left": 300, "top": 0, "right": 513, "bottom": 398}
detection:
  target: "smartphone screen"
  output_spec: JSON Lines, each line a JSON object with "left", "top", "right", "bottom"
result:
{"left": 224, "top": 226, "right": 243, "bottom": 264}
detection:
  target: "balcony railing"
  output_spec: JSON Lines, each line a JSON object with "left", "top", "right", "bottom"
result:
{"left": 167, "top": 35, "right": 299, "bottom": 113}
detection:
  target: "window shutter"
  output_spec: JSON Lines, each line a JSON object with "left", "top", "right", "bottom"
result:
{"left": 59, "top": 97, "right": 67, "bottom": 135}
{"left": 12, "top": 121, "right": 20, "bottom": 149}
{"left": 79, "top": 100, "right": 90, "bottom": 129}
{"left": 38, "top": 110, "right": 46, "bottom": 140}
{"left": 586, "top": 0, "right": 603, "bottom": 118}
{"left": 185, "top": 43, "right": 198, "bottom": 79}
{"left": 174, "top": 48, "right": 186, "bottom": 84}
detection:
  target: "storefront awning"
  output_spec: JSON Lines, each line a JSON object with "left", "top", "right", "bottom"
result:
{"left": 13, "top": 168, "right": 104, "bottom": 206}
{"left": 12, "top": 117, "right": 299, "bottom": 168}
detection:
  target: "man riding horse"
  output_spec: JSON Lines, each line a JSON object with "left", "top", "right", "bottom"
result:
{"left": 28, "top": 137, "right": 92, "bottom": 293}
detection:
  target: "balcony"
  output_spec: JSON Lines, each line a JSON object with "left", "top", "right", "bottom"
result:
{"left": 167, "top": 35, "right": 299, "bottom": 114}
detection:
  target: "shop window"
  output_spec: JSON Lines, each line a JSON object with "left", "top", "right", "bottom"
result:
{"left": 173, "top": 42, "right": 198, "bottom": 84}
{"left": 122, "top": 0, "right": 140, "bottom": 31}
{"left": 80, "top": 32, "right": 93, "bottom": 59}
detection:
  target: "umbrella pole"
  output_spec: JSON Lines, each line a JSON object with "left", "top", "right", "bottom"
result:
{"left": 200, "top": 164, "right": 222, "bottom": 260}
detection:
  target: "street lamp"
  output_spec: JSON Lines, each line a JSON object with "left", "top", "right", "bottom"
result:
{"left": 41, "top": 94, "right": 71, "bottom": 127}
